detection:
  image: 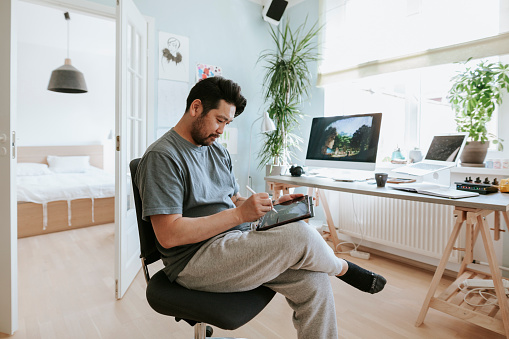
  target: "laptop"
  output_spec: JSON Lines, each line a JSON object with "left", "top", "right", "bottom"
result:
{"left": 393, "top": 133, "right": 468, "bottom": 176}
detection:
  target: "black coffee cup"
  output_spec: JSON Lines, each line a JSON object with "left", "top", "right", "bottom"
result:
{"left": 375, "top": 173, "right": 388, "bottom": 187}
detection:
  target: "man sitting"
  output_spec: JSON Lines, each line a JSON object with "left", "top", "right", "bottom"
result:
{"left": 135, "top": 76, "right": 386, "bottom": 339}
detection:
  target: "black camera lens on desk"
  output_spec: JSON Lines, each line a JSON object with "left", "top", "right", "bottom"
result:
{"left": 290, "top": 165, "right": 304, "bottom": 177}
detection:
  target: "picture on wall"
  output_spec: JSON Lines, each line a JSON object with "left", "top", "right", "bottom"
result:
{"left": 159, "top": 32, "right": 189, "bottom": 82}
{"left": 196, "top": 63, "right": 223, "bottom": 82}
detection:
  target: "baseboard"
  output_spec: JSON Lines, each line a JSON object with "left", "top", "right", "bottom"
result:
{"left": 327, "top": 240, "right": 457, "bottom": 279}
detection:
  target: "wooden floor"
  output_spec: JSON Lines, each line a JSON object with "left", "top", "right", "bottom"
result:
{"left": 2, "top": 223, "right": 504, "bottom": 339}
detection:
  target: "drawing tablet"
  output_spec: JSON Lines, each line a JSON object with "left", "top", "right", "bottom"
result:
{"left": 256, "top": 195, "right": 314, "bottom": 231}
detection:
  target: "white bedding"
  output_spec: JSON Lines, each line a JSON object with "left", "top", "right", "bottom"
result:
{"left": 17, "top": 166, "right": 115, "bottom": 229}
{"left": 17, "top": 166, "right": 115, "bottom": 203}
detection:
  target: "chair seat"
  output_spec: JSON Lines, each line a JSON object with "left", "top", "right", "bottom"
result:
{"left": 146, "top": 269, "right": 276, "bottom": 330}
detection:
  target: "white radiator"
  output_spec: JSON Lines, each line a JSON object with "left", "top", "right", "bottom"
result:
{"left": 327, "top": 192, "right": 462, "bottom": 263}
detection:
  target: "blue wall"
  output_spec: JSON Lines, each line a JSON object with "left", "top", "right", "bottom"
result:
{"left": 286, "top": 0, "right": 324, "bottom": 169}
{"left": 91, "top": 0, "right": 322, "bottom": 195}
{"left": 133, "top": 0, "right": 274, "bottom": 195}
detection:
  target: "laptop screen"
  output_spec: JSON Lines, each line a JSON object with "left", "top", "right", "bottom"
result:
{"left": 425, "top": 135, "right": 467, "bottom": 162}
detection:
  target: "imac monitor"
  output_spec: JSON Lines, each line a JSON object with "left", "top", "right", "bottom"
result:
{"left": 305, "top": 113, "right": 382, "bottom": 171}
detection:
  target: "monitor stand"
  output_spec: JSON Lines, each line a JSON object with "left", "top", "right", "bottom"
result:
{"left": 308, "top": 168, "right": 374, "bottom": 182}
{"left": 332, "top": 169, "right": 374, "bottom": 182}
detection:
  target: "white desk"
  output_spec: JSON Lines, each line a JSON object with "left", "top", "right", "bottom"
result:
{"left": 265, "top": 175, "right": 509, "bottom": 336}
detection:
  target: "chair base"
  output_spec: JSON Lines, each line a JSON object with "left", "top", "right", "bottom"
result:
{"left": 193, "top": 322, "right": 247, "bottom": 339}
{"left": 194, "top": 323, "right": 211, "bottom": 339}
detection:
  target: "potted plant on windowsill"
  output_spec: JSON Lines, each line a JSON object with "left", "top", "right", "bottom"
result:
{"left": 257, "top": 19, "right": 321, "bottom": 175}
{"left": 448, "top": 59, "right": 509, "bottom": 166}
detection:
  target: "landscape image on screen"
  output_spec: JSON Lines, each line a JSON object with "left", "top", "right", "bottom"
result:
{"left": 320, "top": 116, "right": 373, "bottom": 158}
{"left": 306, "top": 113, "right": 381, "bottom": 163}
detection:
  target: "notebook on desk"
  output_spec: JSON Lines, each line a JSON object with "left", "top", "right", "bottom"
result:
{"left": 389, "top": 183, "right": 479, "bottom": 199}
{"left": 393, "top": 133, "right": 468, "bottom": 176}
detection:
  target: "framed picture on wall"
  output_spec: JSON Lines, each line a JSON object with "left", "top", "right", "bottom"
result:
{"left": 159, "top": 32, "right": 189, "bottom": 82}
{"left": 196, "top": 63, "right": 223, "bottom": 82}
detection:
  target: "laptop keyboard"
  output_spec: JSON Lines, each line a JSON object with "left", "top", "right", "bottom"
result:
{"left": 411, "top": 163, "right": 447, "bottom": 170}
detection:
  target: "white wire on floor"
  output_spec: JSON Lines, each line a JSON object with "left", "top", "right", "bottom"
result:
{"left": 333, "top": 193, "right": 366, "bottom": 253}
{"left": 458, "top": 281, "right": 502, "bottom": 307}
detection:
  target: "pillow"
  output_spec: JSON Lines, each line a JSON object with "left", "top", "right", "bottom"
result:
{"left": 47, "top": 155, "right": 90, "bottom": 173}
{"left": 17, "top": 163, "right": 52, "bottom": 176}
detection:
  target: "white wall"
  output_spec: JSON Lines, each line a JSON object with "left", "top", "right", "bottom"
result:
{"left": 16, "top": 1, "right": 115, "bottom": 148}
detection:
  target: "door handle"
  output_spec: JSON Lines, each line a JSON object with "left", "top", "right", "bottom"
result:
{"left": 12, "top": 131, "right": 15, "bottom": 159}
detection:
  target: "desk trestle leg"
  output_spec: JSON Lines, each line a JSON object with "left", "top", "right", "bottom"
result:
{"left": 415, "top": 209, "right": 466, "bottom": 327}
{"left": 457, "top": 216, "right": 481, "bottom": 276}
{"left": 317, "top": 189, "right": 342, "bottom": 253}
{"left": 416, "top": 208, "right": 509, "bottom": 337}
{"left": 478, "top": 213, "right": 509, "bottom": 335}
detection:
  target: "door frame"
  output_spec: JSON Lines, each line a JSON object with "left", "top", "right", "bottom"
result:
{"left": 0, "top": 0, "right": 18, "bottom": 335}
{"left": 2, "top": 0, "right": 154, "bottom": 334}
{"left": 115, "top": 0, "right": 153, "bottom": 298}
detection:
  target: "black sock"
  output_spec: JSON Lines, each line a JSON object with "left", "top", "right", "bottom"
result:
{"left": 337, "top": 260, "right": 386, "bottom": 294}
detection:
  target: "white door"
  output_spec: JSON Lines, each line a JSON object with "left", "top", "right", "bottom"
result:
{"left": 115, "top": 0, "right": 148, "bottom": 299}
{"left": 0, "top": 0, "right": 18, "bottom": 335}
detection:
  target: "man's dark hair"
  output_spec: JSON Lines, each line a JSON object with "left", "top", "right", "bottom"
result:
{"left": 185, "top": 77, "right": 247, "bottom": 117}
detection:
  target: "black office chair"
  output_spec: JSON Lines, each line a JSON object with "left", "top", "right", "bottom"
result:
{"left": 130, "top": 158, "right": 276, "bottom": 338}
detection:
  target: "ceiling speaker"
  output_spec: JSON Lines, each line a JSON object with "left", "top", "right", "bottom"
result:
{"left": 262, "top": 0, "right": 288, "bottom": 26}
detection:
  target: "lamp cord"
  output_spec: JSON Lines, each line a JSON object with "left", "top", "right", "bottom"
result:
{"left": 246, "top": 115, "right": 263, "bottom": 195}
{"left": 67, "top": 19, "right": 70, "bottom": 59}
{"left": 334, "top": 193, "right": 366, "bottom": 253}
{"left": 65, "top": 12, "right": 70, "bottom": 59}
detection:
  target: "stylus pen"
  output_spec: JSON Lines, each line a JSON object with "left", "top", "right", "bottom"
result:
{"left": 246, "top": 185, "right": 278, "bottom": 213}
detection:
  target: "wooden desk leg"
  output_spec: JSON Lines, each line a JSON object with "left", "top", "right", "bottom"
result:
{"left": 494, "top": 211, "right": 501, "bottom": 241}
{"left": 503, "top": 211, "right": 509, "bottom": 229}
{"left": 493, "top": 211, "right": 509, "bottom": 241}
{"left": 317, "top": 189, "right": 342, "bottom": 253}
{"left": 465, "top": 220, "right": 473, "bottom": 261}
{"left": 307, "top": 187, "right": 313, "bottom": 199}
{"left": 314, "top": 188, "right": 320, "bottom": 207}
{"left": 458, "top": 215, "right": 480, "bottom": 276}
{"left": 268, "top": 182, "right": 282, "bottom": 200}
{"left": 478, "top": 213, "right": 509, "bottom": 336}
{"left": 415, "top": 210, "right": 466, "bottom": 327}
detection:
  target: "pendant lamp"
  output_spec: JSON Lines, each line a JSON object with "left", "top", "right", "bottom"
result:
{"left": 48, "top": 12, "right": 87, "bottom": 93}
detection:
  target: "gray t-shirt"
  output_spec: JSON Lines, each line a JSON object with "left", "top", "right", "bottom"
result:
{"left": 135, "top": 128, "right": 249, "bottom": 282}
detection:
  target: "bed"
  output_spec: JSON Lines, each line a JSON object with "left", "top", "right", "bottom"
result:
{"left": 17, "top": 145, "right": 115, "bottom": 238}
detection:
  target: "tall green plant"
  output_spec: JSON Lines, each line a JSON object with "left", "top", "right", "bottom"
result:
{"left": 257, "top": 19, "right": 321, "bottom": 167}
{"left": 448, "top": 59, "right": 509, "bottom": 150}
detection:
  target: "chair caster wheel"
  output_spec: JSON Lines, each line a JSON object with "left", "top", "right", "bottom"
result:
{"left": 206, "top": 325, "right": 213, "bottom": 337}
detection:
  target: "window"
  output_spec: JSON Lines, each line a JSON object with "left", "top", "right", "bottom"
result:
{"left": 320, "top": 0, "right": 509, "bottom": 162}
{"left": 321, "top": 0, "right": 504, "bottom": 73}
{"left": 323, "top": 57, "right": 504, "bottom": 161}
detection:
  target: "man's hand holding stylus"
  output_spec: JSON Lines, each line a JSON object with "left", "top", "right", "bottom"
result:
{"left": 237, "top": 192, "right": 273, "bottom": 222}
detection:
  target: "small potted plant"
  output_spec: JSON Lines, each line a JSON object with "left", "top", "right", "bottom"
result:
{"left": 448, "top": 59, "right": 509, "bottom": 166}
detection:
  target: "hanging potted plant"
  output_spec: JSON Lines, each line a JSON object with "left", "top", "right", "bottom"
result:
{"left": 257, "top": 19, "right": 321, "bottom": 175}
{"left": 448, "top": 59, "right": 509, "bottom": 166}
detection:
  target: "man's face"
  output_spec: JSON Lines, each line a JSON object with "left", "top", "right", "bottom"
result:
{"left": 190, "top": 100, "right": 235, "bottom": 146}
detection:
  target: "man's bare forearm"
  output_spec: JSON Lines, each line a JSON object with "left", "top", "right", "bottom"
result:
{"left": 152, "top": 192, "right": 272, "bottom": 249}
{"left": 151, "top": 208, "right": 244, "bottom": 248}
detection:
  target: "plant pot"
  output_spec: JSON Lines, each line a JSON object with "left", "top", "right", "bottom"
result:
{"left": 265, "top": 164, "right": 288, "bottom": 192}
{"left": 460, "top": 141, "right": 489, "bottom": 167}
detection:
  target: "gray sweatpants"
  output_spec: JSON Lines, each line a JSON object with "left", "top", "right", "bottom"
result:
{"left": 175, "top": 221, "right": 344, "bottom": 339}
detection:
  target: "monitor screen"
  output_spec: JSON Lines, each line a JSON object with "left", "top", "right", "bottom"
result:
{"left": 305, "top": 113, "right": 382, "bottom": 170}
